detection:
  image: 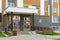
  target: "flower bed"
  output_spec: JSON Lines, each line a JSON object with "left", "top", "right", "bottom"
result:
{"left": 36, "top": 30, "right": 60, "bottom": 35}
{"left": 43, "top": 29, "right": 53, "bottom": 35}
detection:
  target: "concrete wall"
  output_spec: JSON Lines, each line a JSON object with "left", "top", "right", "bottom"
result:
{"left": 34, "top": 15, "right": 50, "bottom": 31}
{"left": 34, "top": 15, "right": 50, "bottom": 27}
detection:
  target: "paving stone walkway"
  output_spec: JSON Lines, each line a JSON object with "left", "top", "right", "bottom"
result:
{"left": 0, "top": 31, "right": 60, "bottom": 40}
{"left": 0, "top": 34, "right": 55, "bottom": 40}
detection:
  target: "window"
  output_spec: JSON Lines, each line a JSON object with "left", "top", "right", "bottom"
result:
{"left": 8, "top": 0, "right": 14, "bottom": 7}
{"left": 0, "top": 13, "right": 2, "bottom": 22}
{"left": 53, "top": 0, "right": 58, "bottom": 2}
{"left": 52, "top": 17, "right": 58, "bottom": 23}
{"left": 54, "top": 7, "right": 58, "bottom": 13}
{"left": 44, "top": 6, "right": 48, "bottom": 12}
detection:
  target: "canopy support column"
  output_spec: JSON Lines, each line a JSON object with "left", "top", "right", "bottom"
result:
{"left": 11, "top": 12, "right": 13, "bottom": 31}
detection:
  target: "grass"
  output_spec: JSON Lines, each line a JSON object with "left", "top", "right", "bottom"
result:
{"left": 55, "top": 39, "right": 60, "bottom": 40}
{"left": 4, "top": 32, "right": 13, "bottom": 36}
{"left": 0, "top": 32, "right": 13, "bottom": 38}
{"left": 0, "top": 32, "right": 5, "bottom": 37}
{"left": 36, "top": 32, "right": 60, "bottom": 35}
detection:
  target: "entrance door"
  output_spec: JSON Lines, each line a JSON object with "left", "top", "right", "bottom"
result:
{"left": 8, "top": 15, "right": 20, "bottom": 31}
{"left": 8, "top": 15, "right": 31, "bottom": 31}
{"left": 23, "top": 16, "right": 31, "bottom": 31}
{"left": 13, "top": 16, "right": 20, "bottom": 31}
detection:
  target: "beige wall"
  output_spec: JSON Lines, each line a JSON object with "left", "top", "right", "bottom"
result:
{"left": 14, "top": 0, "right": 17, "bottom": 7}
{"left": 0, "top": 0, "right": 6, "bottom": 26}
{"left": 44, "top": 1, "right": 48, "bottom": 16}
{"left": 24, "top": 0, "right": 40, "bottom": 15}
{"left": 24, "top": 0, "right": 40, "bottom": 6}
{"left": 52, "top": 2, "right": 59, "bottom": 18}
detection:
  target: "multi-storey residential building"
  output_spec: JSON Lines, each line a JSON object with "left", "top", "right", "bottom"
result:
{"left": 0, "top": 0, "right": 60, "bottom": 32}
{"left": 49, "top": 0, "right": 60, "bottom": 31}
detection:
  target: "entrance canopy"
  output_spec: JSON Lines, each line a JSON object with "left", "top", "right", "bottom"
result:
{"left": 4, "top": 7, "right": 38, "bottom": 15}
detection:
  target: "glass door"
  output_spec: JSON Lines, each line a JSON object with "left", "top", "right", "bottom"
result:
{"left": 8, "top": 15, "right": 20, "bottom": 31}
{"left": 23, "top": 16, "right": 31, "bottom": 31}
{"left": 13, "top": 16, "right": 20, "bottom": 31}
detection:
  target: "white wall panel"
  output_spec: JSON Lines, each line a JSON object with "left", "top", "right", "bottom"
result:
{"left": 48, "top": 5, "right": 50, "bottom": 16}
{"left": 40, "top": 0, "right": 44, "bottom": 15}
{"left": 0, "top": 0, "right": 2, "bottom": 13}
{"left": 6, "top": 0, "right": 8, "bottom": 8}
{"left": 17, "top": 0, "right": 23, "bottom": 7}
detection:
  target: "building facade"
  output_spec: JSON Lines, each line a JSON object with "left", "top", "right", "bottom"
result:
{"left": 49, "top": 0, "right": 60, "bottom": 31}
{"left": 0, "top": 0, "right": 60, "bottom": 31}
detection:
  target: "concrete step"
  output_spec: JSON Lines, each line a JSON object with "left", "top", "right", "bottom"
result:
{"left": 17, "top": 31, "right": 36, "bottom": 35}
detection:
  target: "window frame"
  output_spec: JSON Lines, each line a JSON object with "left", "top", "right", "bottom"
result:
{"left": 52, "top": 17, "right": 58, "bottom": 23}
{"left": 44, "top": 6, "right": 48, "bottom": 12}
{"left": 54, "top": 7, "right": 58, "bottom": 13}
{"left": 8, "top": 0, "right": 14, "bottom": 7}
{"left": 53, "top": 0, "right": 58, "bottom": 3}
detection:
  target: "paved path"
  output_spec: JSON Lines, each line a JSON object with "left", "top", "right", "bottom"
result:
{"left": 0, "top": 34, "right": 55, "bottom": 40}
{"left": 0, "top": 31, "right": 60, "bottom": 40}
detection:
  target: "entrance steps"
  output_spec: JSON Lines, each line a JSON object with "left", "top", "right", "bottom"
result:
{"left": 17, "top": 31, "right": 36, "bottom": 35}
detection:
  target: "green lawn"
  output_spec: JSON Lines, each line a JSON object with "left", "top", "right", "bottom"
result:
{"left": 4, "top": 32, "right": 13, "bottom": 36}
{"left": 0, "top": 32, "right": 5, "bottom": 37}
{"left": 0, "top": 32, "right": 13, "bottom": 37}
{"left": 55, "top": 39, "right": 60, "bottom": 40}
{"left": 36, "top": 32, "right": 60, "bottom": 35}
